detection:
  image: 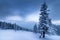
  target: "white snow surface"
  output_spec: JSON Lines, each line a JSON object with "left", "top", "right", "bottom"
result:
{"left": 0, "top": 30, "right": 60, "bottom": 40}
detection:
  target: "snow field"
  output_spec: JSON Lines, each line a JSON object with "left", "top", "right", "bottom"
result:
{"left": 0, "top": 30, "right": 60, "bottom": 40}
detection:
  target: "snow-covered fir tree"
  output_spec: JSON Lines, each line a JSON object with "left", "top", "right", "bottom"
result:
{"left": 38, "top": 2, "right": 57, "bottom": 35}
{"left": 33, "top": 24, "right": 37, "bottom": 33}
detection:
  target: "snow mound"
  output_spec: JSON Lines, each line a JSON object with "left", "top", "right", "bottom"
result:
{"left": 0, "top": 30, "right": 60, "bottom": 40}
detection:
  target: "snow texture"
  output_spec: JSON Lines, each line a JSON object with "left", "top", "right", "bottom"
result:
{"left": 0, "top": 30, "right": 60, "bottom": 40}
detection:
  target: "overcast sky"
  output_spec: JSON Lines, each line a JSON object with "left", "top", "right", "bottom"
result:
{"left": 0, "top": 0, "right": 60, "bottom": 25}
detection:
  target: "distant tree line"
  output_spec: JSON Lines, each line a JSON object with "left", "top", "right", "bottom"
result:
{"left": 0, "top": 21, "right": 32, "bottom": 31}
{"left": 0, "top": 21, "right": 22, "bottom": 30}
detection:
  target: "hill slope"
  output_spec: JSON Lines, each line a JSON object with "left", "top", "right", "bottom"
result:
{"left": 0, "top": 30, "right": 60, "bottom": 40}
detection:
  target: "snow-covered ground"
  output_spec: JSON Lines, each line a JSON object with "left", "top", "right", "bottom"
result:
{"left": 0, "top": 30, "right": 60, "bottom": 40}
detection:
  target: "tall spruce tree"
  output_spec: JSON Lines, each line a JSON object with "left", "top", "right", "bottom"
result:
{"left": 38, "top": 2, "right": 49, "bottom": 31}
{"left": 38, "top": 1, "right": 57, "bottom": 38}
